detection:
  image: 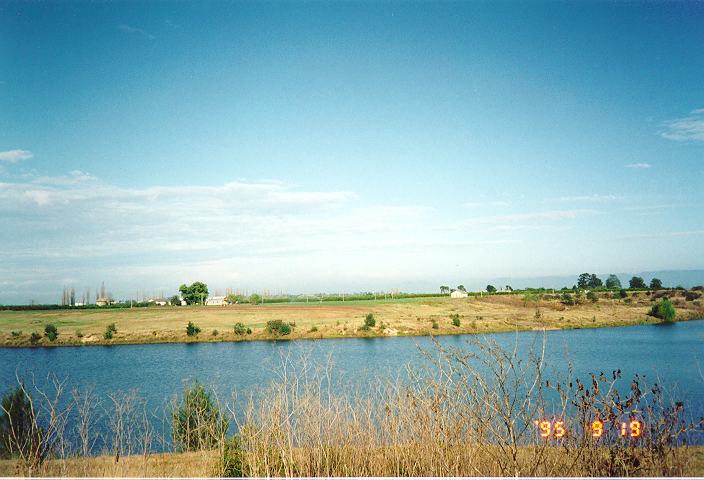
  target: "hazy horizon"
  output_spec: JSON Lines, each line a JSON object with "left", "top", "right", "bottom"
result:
{"left": 1, "top": 2, "right": 703, "bottom": 304}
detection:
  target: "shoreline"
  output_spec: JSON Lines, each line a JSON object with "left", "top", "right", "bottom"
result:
{"left": 1, "top": 311, "right": 702, "bottom": 349}
{"left": 2, "top": 292, "right": 702, "bottom": 349}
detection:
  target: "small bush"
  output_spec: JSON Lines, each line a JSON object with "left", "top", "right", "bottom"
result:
{"left": 186, "top": 321, "right": 201, "bottom": 337}
{"left": 450, "top": 313, "right": 461, "bottom": 327}
{"left": 246, "top": 328, "right": 252, "bottom": 334}
{"left": 233, "top": 323, "right": 247, "bottom": 335}
{"left": 11, "top": 330, "right": 22, "bottom": 337}
{"left": 221, "top": 436, "right": 244, "bottom": 477}
{"left": 44, "top": 324, "right": 58, "bottom": 342}
{"left": 586, "top": 291, "right": 598, "bottom": 303}
{"left": 171, "top": 382, "right": 227, "bottom": 452}
{"left": 0, "top": 385, "right": 45, "bottom": 463}
{"left": 619, "top": 289, "right": 628, "bottom": 299}
{"left": 560, "top": 292, "right": 575, "bottom": 305}
{"left": 364, "top": 313, "right": 376, "bottom": 328}
{"left": 75, "top": 330, "right": 83, "bottom": 338}
{"left": 266, "top": 320, "right": 292, "bottom": 336}
{"left": 432, "top": 320, "right": 439, "bottom": 329}
{"left": 103, "top": 323, "right": 117, "bottom": 340}
{"left": 309, "top": 325, "right": 319, "bottom": 333}
{"left": 30, "top": 332, "right": 42, "bottom": 344}
{"left": 650, "top": 298, "right": 676, "bottom": 323}
{"left": 211, "top": 329, "right": 219, "bottom": 336}
{"left": 684, "top": 291, "right": 701, "bottom": 301}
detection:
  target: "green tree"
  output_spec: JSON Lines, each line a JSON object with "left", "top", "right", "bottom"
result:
{"left": 171, "top": 382, "right": 227, "bottom": 452}
{"left": 44, "top": 324, "right": 58, "bottom": 342}
{"left": 249, "top": 293, "right": 261, "bottom": 305}
{"left": 486, "top": 285, "right": 497, "bottom": 293}
{"left": 457, "top": 285, "right": 466, "bottom": 292}
{"left": 605, "top": 274, "right": 622, "bottom": 289}
{"left": 577, "top": 273, "right": 591, "bottom": 289}
{"left": 0, "top": 384, "right": 44, "bottom": 463}
{"left": 186, "top": 321, "right": 201, "bottom": 337}
{"left": 650, "top": 298, "right": 676, "bottom": 323}
{"left": 169, "top": 295, "right": 181, "bottom": 306}
{"left": 226, "top": 293, "right": 244, "bottom": 304}
{"left": 179, "top": 282, "right": 209, "bottom": 305}
{"left": 589, "top": 274, "right": 603, "bottom": 288}
{"left": 439, "top": 286, "right": 450, "bottom": 295}
{"left": 629, "top": 276, "right": 646, "bottom": 289}
{"left": 649, "top": 278, "right": 663, "bottom": 290}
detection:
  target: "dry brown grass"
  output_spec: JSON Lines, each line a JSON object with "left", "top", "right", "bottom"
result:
{"left": 1, "top": 292, "right": 703, "bottom": 347}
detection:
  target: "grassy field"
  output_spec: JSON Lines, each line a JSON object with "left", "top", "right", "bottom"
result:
{"left": 1, "top": 291, "right": 702, "bottom": 347}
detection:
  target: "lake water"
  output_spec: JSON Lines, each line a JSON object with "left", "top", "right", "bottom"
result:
{"left": 1, "top": 319, "right": 703, "bottom": 448}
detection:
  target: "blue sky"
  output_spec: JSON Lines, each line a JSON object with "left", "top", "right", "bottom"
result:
{"left": 1, "top": 1, "right": 703, "bottom": 303}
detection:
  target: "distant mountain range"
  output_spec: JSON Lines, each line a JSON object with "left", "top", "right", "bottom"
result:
{"left": 483, "top": 269, "right": 704, "bottom": 291}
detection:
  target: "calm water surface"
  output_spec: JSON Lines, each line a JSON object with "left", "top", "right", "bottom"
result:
{"left": 1, "top": 319, "right": 703, "bottom": 447}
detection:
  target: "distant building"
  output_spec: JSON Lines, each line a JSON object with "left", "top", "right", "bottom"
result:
{"left": 95, "top": 297, "right": 112, "bottom": 307}
{"left": 149, "top": 298, "right": 168, "bottom": 306}
{"left": 205, "top": 295, "right": 227, "bottom": 306}
{"left": 450, "top": 289, "right": 468, "bottom": 299}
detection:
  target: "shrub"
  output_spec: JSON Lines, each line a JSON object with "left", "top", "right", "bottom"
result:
{"left": 450, "top": 313, "right": 461, "bottom": 327}
{"left": 586, "top": 291, "right": 598, "bottom": 303}
{"left": 619, "top": 289, "right": 628, "bottom": 299}
{"left": 103, "top": 323, "right": 117, "bottom": 340}
{"left": 309, "top": 325, "right": 319, "bottom": 333}
{"left": 186, "top": 321, "right": 201, "bottom": 337}
{"left": 650, "top": 299, "right": 676, "bottom": 323}
{"left": 246, "top": 328, "right": 252, "bottom": 334}
{"left": 44, "top": 324, "right": 58, "bottom": 342}
{"left": 266, "top": 320, "right": 292, "bottom": 336}
{"left": 432, "top": 320, "right": 439, "bottom": 329}
{"left": 171, "top": 382, "right": 227, "bottom": 452}
{"left": 0, "top": 385, "right": 45, "bottom": 463}
{"left": 75, "top": 330, "right": 83, "bottom": 338}
{"left": 560, "top": 292, "right": 575, "bottom": 305}
{"left": 233, "top": 323, "right": 247, "bottom": 335}
{"left": 29, "top": 332, "right": 41, "bottom": 344}
{"left": 221, "top": 435, "right": 244, "bottom": 477}
{"left": 684, "top": 291, "right": 701, "bottom": 301}
{"left": 212, "top": 329, "right": 219, "bottom": 336}
{"left": 364, "top": 313, "right": 376, "bottom": 328}
{"left": 11, "top": 330, "right": 22, "bottom": 337}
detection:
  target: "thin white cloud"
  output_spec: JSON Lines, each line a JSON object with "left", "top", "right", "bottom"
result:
{"left": 0, "top": 149, "right": 33, "bottom": 163}
{"left": 117, "top": 24, "right": 155, "bottom": 40}
{"left": 661, "top": 109, "right": 704, "bottom": 142}
{"left": 626, "top": 163, "right": 651, "bottom": 169}
{"left": 559, "top": 194, "right": 620, "bottom": 203}
{"left": 617, "top": 230, "right": 704, "bottom": 240}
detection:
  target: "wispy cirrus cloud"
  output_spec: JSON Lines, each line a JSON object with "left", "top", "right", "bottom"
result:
{"left": 626, "top": 163, "right": 651, "bottom": 169}
{"left": 661, "top": 109, "right": 704, "bottom": 143}
{"left": 117, "top": 24, "right": 155, "bottom": 40}
{"left": 558, "top": 194, "right": 620, "bottom": 203}
{"left": 0, "top": 149, "right": 33, "bottom": 163}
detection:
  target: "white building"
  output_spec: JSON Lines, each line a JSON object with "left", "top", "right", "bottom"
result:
{"left": 205, "top": 295, "right": 227, "bottom": 306}
{"left": 450, "top": 289, "right": 468, "bottom": 298}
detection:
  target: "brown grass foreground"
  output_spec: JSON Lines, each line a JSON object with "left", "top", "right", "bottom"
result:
{"left": 1, "top": 290, "right": 703, "bottom": 347}
{"left": 2, "top": 446, "right": 703, "bottom": 477}
{"left": 1, "top": 336, "right": 702, "bottom": 477}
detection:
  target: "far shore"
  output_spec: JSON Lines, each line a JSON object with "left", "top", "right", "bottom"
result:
{"left": 1, "top": 291, "right": 702, "bottom": 348}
